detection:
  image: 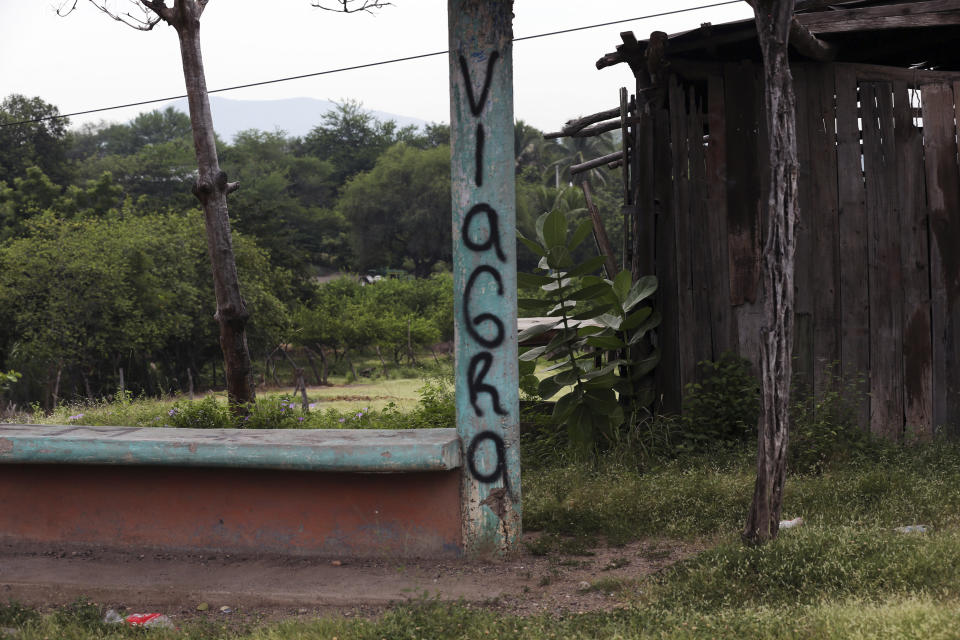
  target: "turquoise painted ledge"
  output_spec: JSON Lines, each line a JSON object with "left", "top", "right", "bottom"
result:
{"left": 0, "top": 425, "right": 462, "bottom": 473}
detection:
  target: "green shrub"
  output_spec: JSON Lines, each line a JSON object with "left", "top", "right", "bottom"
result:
{"left": 166, "top": 396, "right": 232, "bottom": 429}
{"left": 789, "top": 365, "right": 877, "bottom": 473}
{"left": 241, "top": 394, "right": 310, "bottom": 429}
{"left": 680, "top": 352, "right": 760, "bottom": 451}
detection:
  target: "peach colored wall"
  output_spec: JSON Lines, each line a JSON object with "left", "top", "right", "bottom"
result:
{"left": 0, "top": 464, "right": 462, "bottom": 557}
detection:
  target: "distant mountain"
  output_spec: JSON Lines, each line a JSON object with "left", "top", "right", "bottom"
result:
{"left": 165, "top": 96, "right": 432, "bottom": 141}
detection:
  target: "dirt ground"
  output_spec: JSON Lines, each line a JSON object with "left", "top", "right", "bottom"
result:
{"left": 1, "top": 534, "right": 702, "bottom": 624}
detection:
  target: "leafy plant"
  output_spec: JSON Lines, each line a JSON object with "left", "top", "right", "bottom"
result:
{"left": 680, "top": 352, "right": 761, "bottom": 451}
{"left": 166, "top": 396, "right": 233, "bottom": 429}
{"left": 518, "top": 208, "right": 660, "bottom": 456}
{"left": 790, "top": 364, "right": 873, "bottom": 473}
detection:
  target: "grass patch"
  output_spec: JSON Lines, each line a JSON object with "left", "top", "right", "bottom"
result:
{"left": 15, "top": 375, "right": 455, "bottom": 432}
{"left": 644, "top": 526, "right": 960, "bottom": 611}
{"left": 9, "top": 597, "right": 960, "bottom": 639}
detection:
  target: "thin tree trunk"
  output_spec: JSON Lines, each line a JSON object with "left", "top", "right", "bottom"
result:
{"left": 82, "top": 369, "right": 93, "bottom": 403}
{"left": 375, "top": 345, "right": 389, "bottom": 377}
{"left": 187, "top": 367, "right": 195, "bottom": 400}
{"left": 345, "top": 350, "right": 359, "bottom": 381}
{"left": 407, "top": 319, "right": 418, "bottom": 366}
{"left": 743, "top": 0, "right": 800, "bottom": 545}
{"left": 171, "top": 3, "right": 254, "bottom": 411}
{"left": 314, "top": 344, "right": 330, "bottom": 385}
{"left": 294, "top": 368, "right": 309, "bottom": 412}
{"left": 52, "top": 364, "right": 62, "bottom": 410}
{"left": 118, "top": 366, "right": 125, "bottom": 397}
{"left": 305, "top": 351, "right": 323, "bottom": 385}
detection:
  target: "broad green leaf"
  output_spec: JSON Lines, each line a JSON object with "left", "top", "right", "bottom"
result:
{"left": 554, "top": 368, "right": 581, "bottom": 387}
{"left": 568, "top": 282, "right": 609, "bottom": 301}
{"left": 554, "top": 392, "right": 579, "bottom": 421}
{"left": 548, "top": 301, "right": 577, "bottom": 316}
{"left": 586, "top": 334, "right": 625, "bottom": 350}
{"left": 581, "top": 275, "right": 605, "bottom": 287}
{"left": 541, "top": 208, "right": 568, "bottom": 249}
{"left": 567, "top": 255, "right": 609, "bottom": 278}
{"left": 576, "top": 324, "right": 603, "bottom": 337}
{"left": 627, "top": 311, "right": 662, "bottom": 344}
{"left": 568, "top": 219, "right": 594, "bottom": 252}
{"left": 542, "top": 276, "right": 572, "bottom": 291}
{"left": 623, "top": 275, "right": 658, "bottom": 311}
{"left": 583, "top": 373, "right": 620, "bottom": 389}
{"left": 518, "top": 235, "right": 546, "bottom": 257}
{"left": 538, "top": 376, "right": 564, "bottom": 400}
{"left": 546, "top": 245, "right": 572, "bottom": 270}
{"left": 584, "top": 388, "right": 618, "bottom": 415}
{"left": 518, "top": 321, "right": 559, "bottom": 343}
{"left": 517, "top": 272, "right": 552, "bottom": 289}
{"left": 596, "top": 313, "right": 623, "bottom": 331}
{"left": 572, "top": 305, "right": 614, "bottom": 320}
{"left": 612, "top": 270, "right": 632, "bottom": 303}
{"left": 621, "top": 307, "right": 652, "bottom": 330}
{"left": 629, "top": 350, "right": 661, "bottom": 378}
{"left": 518, "top": 345, "right": 547, "bottom": 361}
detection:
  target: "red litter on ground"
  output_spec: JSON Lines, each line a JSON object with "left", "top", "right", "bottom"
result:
{"left": 104, "top": 610, "right": 175, "bottom": 629}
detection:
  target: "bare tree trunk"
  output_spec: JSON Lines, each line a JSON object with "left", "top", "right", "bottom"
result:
{"left": 305, "top": 351, "right": 323, "bottom": 385}
{"left": 118, "top": 366, "right": 125, "bottom": 397}
{"left": 293, "top": 368, "right": 309, "bottom": 412}
{"left": 743, "top": 0, "right": 800, "bottom": 545}
{"left": 187, "top": 367, "right": 195, "bottom": 400}
{"left": 375, "top": 345, "right": 389, "bottom": 377}
{"left": 169, "top": 2, "right": 254, "bottom": 411}
{"left": 314, "top": 344, "right": 330, "bottom": 385}
{"left": 406, "top": 319, "right": 418, "bottom": 366}
{"left": 345, "top": 350, "right": 359, "bottom": 381}
{"left": 82, "top": 369, "right": 94, "bottom": 403}
{"left": 51, "top": 364, "right": 62, "bottom": 411}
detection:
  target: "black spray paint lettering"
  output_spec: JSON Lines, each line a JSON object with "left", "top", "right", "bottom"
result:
{"left": 467, "top": 352, "right": 507, "bottom": 417}
{"left": 466, "top": 430, "right": 511, "bottom": 495}
{"left": 460, "top": 49, "right": 510, "bottom": 493}
{"left": 459, "top": 52, "right": 498, "bottom": 187}
{"left": 462, "top": 203, "right": 506, "bottom": 261}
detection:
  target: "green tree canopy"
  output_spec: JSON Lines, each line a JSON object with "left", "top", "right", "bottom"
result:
{"left": 0, "top": 95, "right": 71, "bottom": 185}
{"left": 337, "top": 143, "right": 452, "bottom": 278}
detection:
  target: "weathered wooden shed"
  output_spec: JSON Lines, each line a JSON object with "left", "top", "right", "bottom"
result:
{"left": 593, "top": 0, "right": 960, "bottom": 440}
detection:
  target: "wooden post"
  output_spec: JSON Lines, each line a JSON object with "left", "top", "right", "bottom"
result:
{"left": 449, "top": 0, "right": 521, "bottom": 554}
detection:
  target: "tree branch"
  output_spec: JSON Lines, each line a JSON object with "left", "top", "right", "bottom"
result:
{"left": 58, "top": 0, "right": 168, "bottom": 30}
{"left": 311, "top": 0, "right": 391, "bottom": 13}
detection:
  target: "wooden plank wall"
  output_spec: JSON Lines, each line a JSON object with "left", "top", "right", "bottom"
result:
{"left": 655, "top": 62, "right": 960, "bottom": 439}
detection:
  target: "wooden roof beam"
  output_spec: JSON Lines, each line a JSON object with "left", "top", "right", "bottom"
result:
{"left": 795, "top": 0, "right": 960, "bottom": 33}
{"left": 743, "top": 0, "right": 838, "bottom": 61}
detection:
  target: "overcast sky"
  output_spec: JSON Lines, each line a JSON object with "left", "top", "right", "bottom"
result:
{"left": 0, "top": 0, "right": 752, "bottom": 133}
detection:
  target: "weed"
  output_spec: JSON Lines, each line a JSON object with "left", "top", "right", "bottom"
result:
{"left": 0, "top": 601, "right": 39, "bottom": 628}
{"left": 680, "top": 352, "right": 761, "bottom": 451}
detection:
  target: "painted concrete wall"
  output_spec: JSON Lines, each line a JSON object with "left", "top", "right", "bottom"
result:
{"left": 449, "top": 0, "right": 521, "bottom": 554}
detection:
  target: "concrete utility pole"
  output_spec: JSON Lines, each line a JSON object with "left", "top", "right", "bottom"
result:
{"left": 448, "top": 0, "right": 521, "bottom": 554}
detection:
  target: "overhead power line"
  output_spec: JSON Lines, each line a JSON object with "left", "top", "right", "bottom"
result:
{"left": 0, "top": 1, "right": 741, "bottom": 128}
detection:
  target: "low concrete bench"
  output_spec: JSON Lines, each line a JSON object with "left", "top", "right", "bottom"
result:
{"left": 0, "top": 425, "right": 463, "bottom": 557}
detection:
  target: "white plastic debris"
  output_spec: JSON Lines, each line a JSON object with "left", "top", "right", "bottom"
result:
{"left": 895, "top": 525, "right": 929, "bottom": 534}
{"left": 779, "top": 517, "right": 804, "bottom": 529}
{"left": 104, "top": 609, "right": 175, "bottom": 629}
